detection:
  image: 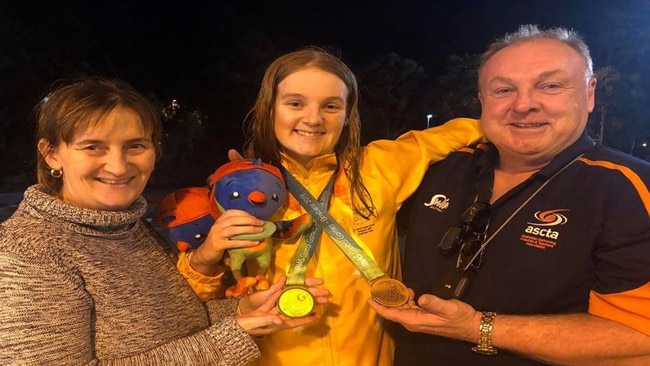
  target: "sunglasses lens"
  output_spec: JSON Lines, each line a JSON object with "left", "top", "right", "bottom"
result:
{"left": 461, "top": 202, "right": 487, "bottom": 221}
{"left": 461, "top": 202, "right": 490, "bottom": 233}
{"left": 460, "top": 238, "right": 484, "bottom": 270}
{"left": 438, "top": 202, "right": 491, "bottom": 272}
{"left": 438, "top": 226, "right": 464, "bottom": 253}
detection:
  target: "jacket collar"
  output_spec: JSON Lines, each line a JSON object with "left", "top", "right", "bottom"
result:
{"left": 280, "top": 152, "right": 338, "bottom": 179}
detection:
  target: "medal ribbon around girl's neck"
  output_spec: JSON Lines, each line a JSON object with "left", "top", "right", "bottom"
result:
{"left": 275, "top": 167, "right": 332, "bottom": 318}
{"left": 278, "top": 164, "right": 408, "bottom": 317}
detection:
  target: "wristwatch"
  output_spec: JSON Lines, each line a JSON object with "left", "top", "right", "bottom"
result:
{"left": 471, "top": 311, "right": 498, "bottom": 355}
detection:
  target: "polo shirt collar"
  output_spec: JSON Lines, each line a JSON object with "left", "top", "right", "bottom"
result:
{"left": 533, "top": 132, "right": 595, "bottom": 179}
{"left": 474, "top": 132, "right": 595, "bottom": 179}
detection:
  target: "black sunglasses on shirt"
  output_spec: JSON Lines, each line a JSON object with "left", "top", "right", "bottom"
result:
{"left": 433, "top": 201, "right": 490, "bottom": 299}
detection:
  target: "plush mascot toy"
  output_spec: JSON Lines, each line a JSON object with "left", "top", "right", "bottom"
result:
{"left": 157, "top": 158, "right": 309, "bottom": 298}
{"left": 157, "top": 187, "right": 215, "bottom": 253}
{"left": 208, "top": 158, "right": 310, "bottom": 298}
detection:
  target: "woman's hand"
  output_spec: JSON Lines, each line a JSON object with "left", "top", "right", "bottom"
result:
{"left": 236, "top": 276, "right": 330, "bottom": 336}
{"left": 189, "top": 209, "right": 265, "bottom": 276}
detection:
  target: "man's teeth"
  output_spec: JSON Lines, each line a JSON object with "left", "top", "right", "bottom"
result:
{"left": 513, "top": 123, "right": 544, "bottom": 128}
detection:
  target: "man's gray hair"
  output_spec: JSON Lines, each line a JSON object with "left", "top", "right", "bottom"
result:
{"left": 479, "top": 24, "right": 594, "bottom": 79}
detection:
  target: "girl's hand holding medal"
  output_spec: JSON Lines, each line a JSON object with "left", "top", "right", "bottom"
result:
{"left": 236, "top": 276, "right": 329, "bottom": 336}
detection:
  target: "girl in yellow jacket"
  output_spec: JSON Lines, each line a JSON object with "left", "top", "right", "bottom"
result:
{"left": 183, "top": 47, "right": 482, "bottom": 366}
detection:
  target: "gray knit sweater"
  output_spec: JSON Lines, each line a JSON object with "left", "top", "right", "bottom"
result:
{"left": 0, "top": 185, "right": 260, "bottom": 365}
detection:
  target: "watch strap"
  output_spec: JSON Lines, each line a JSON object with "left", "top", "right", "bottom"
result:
{"left": 471, "top": 311, "right": 498, "bottom": 355}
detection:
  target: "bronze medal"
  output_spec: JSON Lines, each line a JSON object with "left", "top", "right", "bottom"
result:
{"left": 278, "top": 286, "right": 315, "bottom": 318}
{"left": 370, "top": 276, "right": 409, "bottom": 307}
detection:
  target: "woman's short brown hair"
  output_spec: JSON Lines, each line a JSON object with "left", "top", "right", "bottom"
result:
{"left": 35, "top": 77, "right": 162, "bottom": 194}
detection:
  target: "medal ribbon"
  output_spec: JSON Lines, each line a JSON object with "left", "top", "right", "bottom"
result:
{"left": 280, "top": 165, "right": 385, "bottom": 283}
{"left": 282, "top": 172, "right": 332, "bottom": 286}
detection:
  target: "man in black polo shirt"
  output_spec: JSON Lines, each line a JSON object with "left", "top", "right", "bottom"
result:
{"left": 370, "top": 24, "right": 650, "bottom": 365}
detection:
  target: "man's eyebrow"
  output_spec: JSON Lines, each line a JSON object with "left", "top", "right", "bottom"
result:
{"left": 486, "top": 70, "right": 566, "bottom": 85}
{"left": 487, "top": 76, "right": 513, "bottom": 85}
{"left": 537, "top": 69, "right": 566, "bottom": 79}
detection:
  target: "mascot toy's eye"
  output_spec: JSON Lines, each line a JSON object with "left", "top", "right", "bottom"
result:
{"left": 272, "top": 193, "right": 279, "bottom": 202}
{"left": 230, "top": 191, "right": 241, "bottom": 200}
{"left": 156, "top": 187, "right": 215, "bottom": 253}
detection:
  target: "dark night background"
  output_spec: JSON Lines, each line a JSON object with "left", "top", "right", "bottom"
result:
{"left": 2, "top": 0, "right": 650, "bottom": 191}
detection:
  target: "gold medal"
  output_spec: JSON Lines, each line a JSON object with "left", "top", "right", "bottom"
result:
{"left": 278, "top": 286, "right": 315, "bottom": 318}
{"left": 370, "top": 276, "right": 409, "bottom": 307}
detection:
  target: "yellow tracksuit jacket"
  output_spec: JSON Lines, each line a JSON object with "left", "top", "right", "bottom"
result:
{"left": 253, "top": 118, "right": 481, "bottom": 366}
{"left": 179, "top": 118, "right": 481, "bottom": 366}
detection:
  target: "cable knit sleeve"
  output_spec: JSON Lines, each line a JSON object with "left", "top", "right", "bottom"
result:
{"left": 205, "top": 297, "right": 241, "bottom": 322}
{"left": 0, "top": 251, "right": 258, "bottom": 366}
{"left": 98, "top": 317, "right": 259, "bottom": 366}
{"left": 0, "top": 193, "right": 259, "bottom": 366}
{"left": 205, "top": 316, "right": 261, "bottom": 364}
{"left": 0, "top": 253, "right": 95, "bottom": 365}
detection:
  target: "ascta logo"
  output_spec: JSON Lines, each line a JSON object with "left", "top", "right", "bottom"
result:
{"left": 520, "top": 209, "right": 569, "bottom": 249}
{"left": 527, "top": 209, "right": 569, "bottom": 227}
{"left": 424, "top": 194, "right": 449, "bottom": 212}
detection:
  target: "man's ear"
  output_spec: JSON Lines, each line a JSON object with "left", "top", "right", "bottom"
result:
{"left": 587, "top": 77, "right": 597, "bottom": 113}
{"left": 37, "top": 138, "right": 60, "bottom": 169}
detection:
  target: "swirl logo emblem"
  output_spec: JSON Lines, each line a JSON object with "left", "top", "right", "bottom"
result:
{"left": 424, "top": 194, "right": 450, "bottom": 212}
{"left": 528, "top": 209, "right": 569, "bottom": 227}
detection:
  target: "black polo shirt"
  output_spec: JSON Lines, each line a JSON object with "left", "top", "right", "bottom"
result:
{"left": 396, "top": 133, "right": 650, "bottom": 366}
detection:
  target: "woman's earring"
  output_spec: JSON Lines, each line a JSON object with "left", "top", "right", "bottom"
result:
{"left": 50, "top": 169, "right": 63, "bottom": 178}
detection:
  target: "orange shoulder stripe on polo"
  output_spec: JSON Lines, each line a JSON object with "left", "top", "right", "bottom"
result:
{"left": 579, "top": 157, "right": 650, "bottom": 217}
{"left": 589, "top": 282, "right": 650, "bottom": 335}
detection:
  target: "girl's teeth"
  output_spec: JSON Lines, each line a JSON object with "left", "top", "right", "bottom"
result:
{"left": 296, "top": 130, "right": 321, "bottom": 136}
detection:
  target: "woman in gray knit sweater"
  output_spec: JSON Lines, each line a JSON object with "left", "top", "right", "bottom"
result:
{"left": 0, "top": 77, "right": 328, "bottom": 365}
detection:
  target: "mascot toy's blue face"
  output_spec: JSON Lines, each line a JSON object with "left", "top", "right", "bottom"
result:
{"left": 211, "top": 159, "right": 287, "bottom": 220}
{"left": 167, "top": 214, "right": 214, "bottom": 249}
{"left": 157, "top": 187, "right": 215, "bottom": 252}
